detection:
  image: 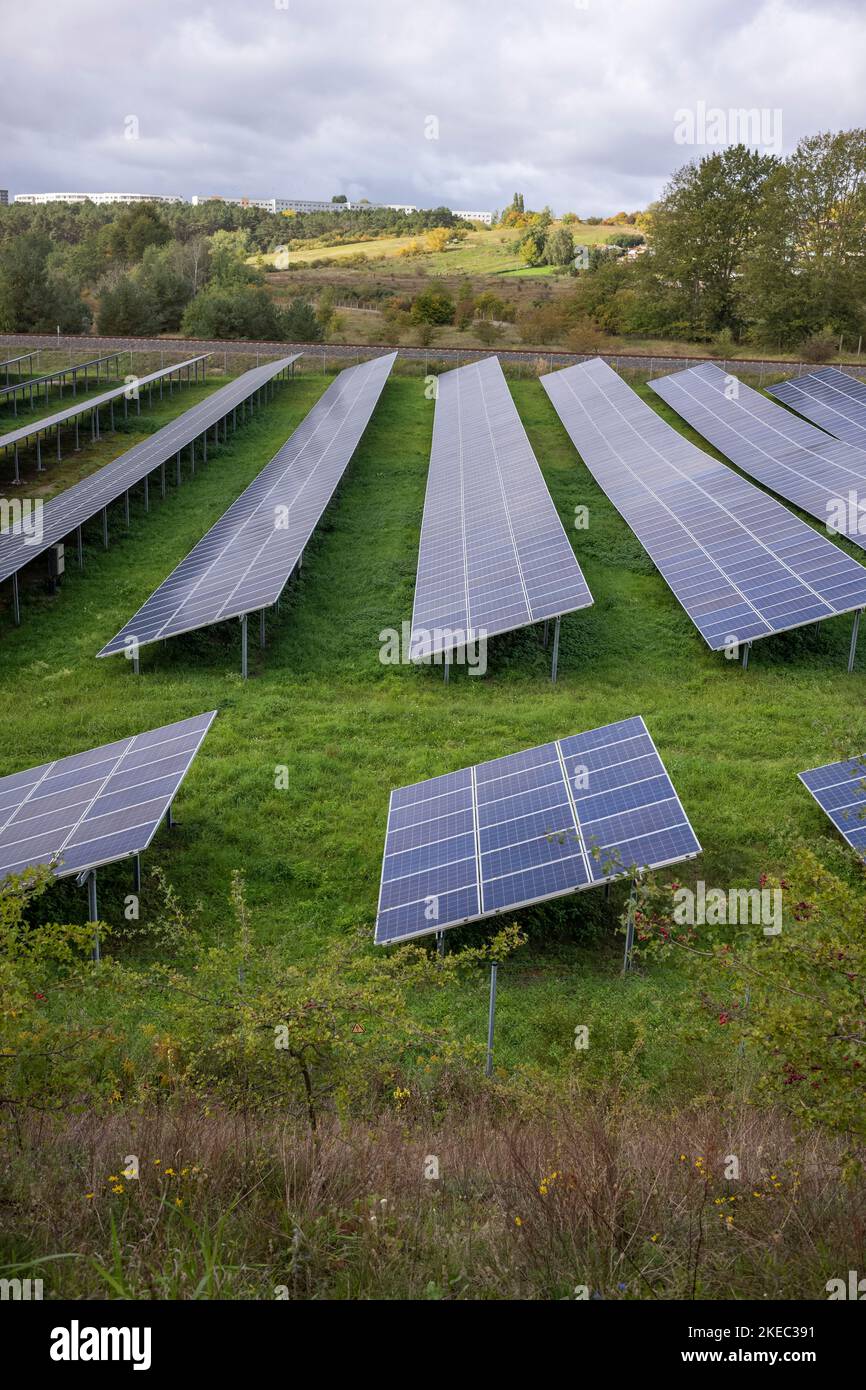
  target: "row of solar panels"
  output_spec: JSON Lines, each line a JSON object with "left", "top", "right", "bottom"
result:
{"left": 3, "top": 352, "right": 866, "bottom": 943}
{"left": 1, "top": 704, "right": 862, "bottom": 950}
{"left": 6, "top": 349, "right": 866, "bottom": 672}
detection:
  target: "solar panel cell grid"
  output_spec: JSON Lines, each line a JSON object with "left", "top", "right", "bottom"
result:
{"left": 540, "top": 358, "right": 866, "bottom": 650}
{"left": 0, "top": 357, "right": 299, "bottom": 588}
{"left": 98, "top": 353, "right": 396, "bottom": 657}
{"left": 0, "top": 711, "right": 216, "bottom": 884}
{"left": 768, "top": 367, "right": 866, "bottom": 451}
{"left": 375, "top": 715, "right": 701, "bottom": 944}
{"left": 799, "top": 757, "right": 866, "bottom": 855}
{"left": 411, "top": 355, "right": 592, "bottom": 658}
{"left": 650, "top": 362, "right": 866, "bottom": 545}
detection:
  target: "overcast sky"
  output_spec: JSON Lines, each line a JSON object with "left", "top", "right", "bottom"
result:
{"left": 3, "top": 0, "right": 864, "bottom": 213}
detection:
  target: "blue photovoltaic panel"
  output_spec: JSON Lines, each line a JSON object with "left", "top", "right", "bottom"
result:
{"left": 798, "top": 757, "right": 866, "bottom": 858}
{"left": 410, "top": 355, "right": 592, "bottom": 658}
{"left": 0, "top": 356, "right": 299, "bottom": 587}
{"left": 0, "top": 711, "right": 216, "bottom": 884}
{"left": 650, "top": 361, "right": 866, "bottom": 545}
{"left": 98, "top": 353, "right": 395, "bottom": 657}
{"left": 540, "top": 357, "right": 866, "bottom": 651}
{"left": 767, "top": 366, "right": 866, "bottom": 452}
{"left": 375, "top": 715, "right": 701, "bottom": 944}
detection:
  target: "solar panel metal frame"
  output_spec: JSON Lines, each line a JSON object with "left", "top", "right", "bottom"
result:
{"left": 0, "top": 355, "right": 300, "bottom": 587}
{"left": 0, "top": 354, "right": 211, "bottom": 454}
{"left": 650, "top": 361, "right": 866, "bottom": 546}
{"left": 97, "top": 352, "right": 396, "bottom": 658}
{"left": 798, "top": 756, "right": 866, "bottom": 860}
{"left": 375, "top": 714, "right": 701, "bottom": 945}
{"left": 767, "top": 366, "right": 866, "bottom": 452}
{"left": 0, "top": 710, "right": 216, "bottom": 885}
{"left": 410, "top": 355, "right": 593, "bottom": 659}
{"left": 540, "top": 357, "right": 866, "bottom": 651}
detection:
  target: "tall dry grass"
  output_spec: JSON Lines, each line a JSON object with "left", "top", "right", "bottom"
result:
{"left": 2, "top": 1091, "right": 863, "bottom": 1300}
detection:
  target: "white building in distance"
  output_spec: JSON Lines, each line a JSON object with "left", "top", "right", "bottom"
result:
{"left": 13, "top": 192, "right": 184, "bottom": 206}
{"left": 191, "top": 195, "right": 490, "bottom": 221}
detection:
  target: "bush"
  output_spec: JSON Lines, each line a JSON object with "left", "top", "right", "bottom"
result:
{"left": 411, "top": 287, "right": 455, "bottom": 326}
{"left": 800, "top": 332, "right": 837, "bottom": 363}
{"left": 181, "top": 285, "right": 284, "bottom": 340}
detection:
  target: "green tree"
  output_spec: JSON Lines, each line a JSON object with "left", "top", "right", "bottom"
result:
{"left": 543, "top": 226, "right": 576, "bottom": 266}
{"left": 280, "top": 297, "right": 323, "bottom": 341}
{"left": 0, "top": 233, "right": 90, "bottom": 332}
{"left": 649, "top": 144, "right": 778, "bottom": 335}
{"left": 97, "top": 274, "right": 160, "bottom": 334}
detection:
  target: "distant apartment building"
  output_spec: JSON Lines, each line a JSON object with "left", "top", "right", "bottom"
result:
{"left": 452, "top": 209, "right": 494, "bottom": 225}
{"left": 191, "top": 194, "right": 420, "bottom": 215}
{"left": 13, "top": 192, "right": 184, "bottom": 206}
{"left": 0, "top": 190, "right": 8, "bottom": 206}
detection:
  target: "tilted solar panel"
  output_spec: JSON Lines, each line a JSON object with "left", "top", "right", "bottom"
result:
{"left": 767, "top": 366, "right": 866, "bottom": 452}
{"left": 375, "top": 714, "right": 701, "bottom": 944}
{"left": 799, "top": 756, "right": 866, "bottom": 859}
{"left": 650, "top": 362, "right": 866, "bottom": 543}
{"left": 0, "top": 356, "right": 299, "bottom": 587}
{"left": 410, "top": 356, "right": 592, "bottom": 659}
{"left": 540, "top": 358, "right": 866, "bottom": 651}
{"left": 0, "top": 711, "right": 216, "bottom": 884}
{"left": 0, "top": 354, "right": 210, "bottom": 453}
{"left": 98, "top": 353, "right": 396, "bottom": 657}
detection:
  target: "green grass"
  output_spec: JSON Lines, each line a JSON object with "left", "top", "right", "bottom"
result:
{"left": 2, "top": 369, "right": 865, "bottom": 1083}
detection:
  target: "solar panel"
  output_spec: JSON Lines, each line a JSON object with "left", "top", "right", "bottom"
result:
{"left": 0, "top": 354, "right": 211, "bottom": 461}
{"left": 767, "top": 366, "right": 866, "bottom": 451}
{"left": 540, "top": 358, "right": 866, "bottom": 651}
{"left": 410, "top": 356, "right": 592, "bottom": 659}
{"left": 798, "top": 756, "right": 866, "bottom": 859}
{"left": 375, "top": 714, "right": 701, "bottom": 945}
{"left": 0, "top": 710, "right": 216, "bottom": 884}
{"left": 0, "top": 355, "right": 299, "bottom": 588}
{"left": 650, "top": 362, "right": 866, "bottom": 544}
{"left": 98, "top": 353, "right": 396, "bottom": 659}
{"left": 0, "top": 350, "right": 127, "bottom": 410}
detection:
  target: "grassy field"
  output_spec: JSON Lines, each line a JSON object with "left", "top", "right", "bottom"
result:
{"left": 269, "top": 222, "right": 606, "bottom": 276}
{"left": 2, "top": 363, "right": 866, "bottom": 1088}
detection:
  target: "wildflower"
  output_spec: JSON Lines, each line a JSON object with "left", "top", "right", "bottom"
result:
{"left": 164, "top": 1167, "right": 176, "bottom": 1176}
{"left": 107, "top": 1175, "right": 118, "bottom": 1182}
{"left": 514, "top": 1216, "right": 523, "bottom": 1227}
{"left": 650, "top": 1233, "right": 660, "bottom": 1242}
{"left": 111, "top": 1184, "right": 124, "bottom": 1195}
{"left": 175, "top": 1197, "right": 183, "bottom": 1208}
{"left": 85, "top": 1192, "right": 94, "bottom": 1201}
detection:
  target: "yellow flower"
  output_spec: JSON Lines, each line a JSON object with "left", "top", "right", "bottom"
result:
{"left": 650, "top": 1233, "right": 660, "bottom": 1242}
{"left": 153, "top": 1159, "right": 161, "bottom": 1166}
{"left": 107, "top": 1175, "right": 118, "bottom": 1182}
{"left": 164, "top": 1167, "right": 176, "bottom": 1176}
{"left": 112, "top": 1184, "right": 124, "bottom": 1194}
{"left": 85, "top": 1192, "right": 95, "bottom": 1201}
{"left": 175, "top": 1197, "right": 183, "bottom": 1208}
{"left": 514, "top": 1216, "right": 523, "bottom": 1227}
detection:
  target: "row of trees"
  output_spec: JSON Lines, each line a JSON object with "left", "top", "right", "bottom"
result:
{"left": 578, "top": 127, "right": 866, "bottom": 349}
